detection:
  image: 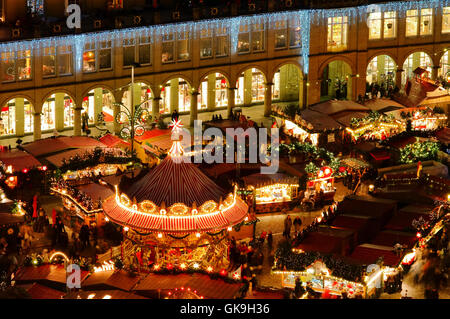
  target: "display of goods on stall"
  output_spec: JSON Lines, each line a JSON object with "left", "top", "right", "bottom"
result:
{"left": 401, "top": 107, "right": 448, "bottom": 131}
{"left": 59, "top": 147, "right": 130, "bottom": 173}
{"left": 346, "top": 111, "right": 404, "bottom": 142}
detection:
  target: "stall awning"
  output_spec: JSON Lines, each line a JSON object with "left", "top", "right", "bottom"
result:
{"left": 0, "top": 149, "right": 41, "bottom": 172}
{"left": 242, "top": 173, "right": 298, "bottom": 188}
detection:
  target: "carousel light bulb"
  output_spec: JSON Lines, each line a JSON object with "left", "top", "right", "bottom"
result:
{"left": 123, "top": 226, "right": 129, "bottom": 232}
{"left": 104, "top": 217, "right": 109, "bottom": 222}
{"left": 87, "top": 294, "right": 95, "bottom": 299}
{"left": 244, "top": 217, "right": 248, "bottom": 221}
{"left": 196, "top": 232, "right": 201, "bottom": 238}
{"left": 207, "top": 266, "right": 213, "bottom": 272}
{"left": 227, "top": 226, "right": 232, "bottom": 231}
{"left": 154, "top": 264, "right": 160, "bottom": 270}
{"left": 157, "top": 233, "right": 163, "bottom": 238}
{"left": 180, "top": 263, "right": 187, "bottom": 269}
{"left": 193, "top": 263, "right": 199, "bottom": 269}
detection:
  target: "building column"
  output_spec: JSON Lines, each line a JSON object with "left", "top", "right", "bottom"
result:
{"left": 94, "top": 88, "right": 102, "bottom": 124}
{"left": 299, "top": 76, "right": 305, "bottom": 109}
{"left": 244, "top": 69, "right": 253, "bottom": 106}
{"left": 54, "top": 93, "right": 65, "bottom": 131}
{"left": 152, "top": 97, "right": 161, "bottom": 119}
{"left": 227, "top": 87, "right": 236, "bottom": 119}
{"left": 189, "top": 91, "right": 199, "bottom": 127}
{"left": 396, "top": 68, "right": 404, "bottom": 89}
{"left": 170, "top": 78, "right": 179, "bottom": 113}
{"left": 33, "top": 113, "right": 41, "bottom": 140}
{"left": 207, "top": 73, "right": 216, "bottom": 111}
{"left": 264, "top": 82, "right": 273, "bottom": 117}
{"left": 15, "top": 97, "right": 24, "bottom": 137}
{"left": 432, "top": 65, "right": 440, "bottom": 81}
{"left": 133, "top": 82, "right": 141, "bottom": 108}
{"left": 73, "top": 106, "right": 82, "bottom": 136}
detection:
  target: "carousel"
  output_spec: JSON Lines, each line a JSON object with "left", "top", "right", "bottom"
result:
{"left": 102, "top": 136, "right": 249, "bottom": 272}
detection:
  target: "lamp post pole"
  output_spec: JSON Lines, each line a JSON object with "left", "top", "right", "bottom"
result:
{"left": 130, "top": 64, "right": 135, "bottom": 160}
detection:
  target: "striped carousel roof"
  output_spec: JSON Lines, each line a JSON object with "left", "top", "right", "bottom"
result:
{"left": 102, "top": 139, "right": 248, "bottom": 233}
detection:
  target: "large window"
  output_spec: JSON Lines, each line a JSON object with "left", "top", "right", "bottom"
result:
{"left": 1, "top": 50, "right": 32, "bottom": 82}
{"left": 42, "top": 47, "right": 56, "bottom": 77}
{"left": 237, "top": 22, "right": 265, "bottom": 54}
{"left": 123, "top": 36, "right": 152, "bottom": 67}
{"left": 215, "top": 27, "right": 229, "bottom": 57}
{"left": 274, "top": 20, "right": 287, "bottom": 49}
{"left": 57, "top": 45, "right": 72, "bottom": 75}
{"left": 63, "top": 97, "right": 74, "bottom": 127}
{"left": 289, "top": 18, "right": 302, "bottom": 48}
{"left": 200, "top": 28, "right": 213, "bottom": 59}
{"left": 83, "top": 41, "right": 111, "bottom": 72}
{"left": 406, "top": 9, "right": 433, "bottom": 37}
{"left": 368, "top": 11, "right": 396, "bottom": 40}
{"left": 41, "top": 98, "right": 55, "bottom": 131}
{"left": 443, "top": 7, "right": 450, "bottom": 33}
{"left": 42, "top": 46, "right": 73, "bottom": 77}
{"left": 162, "top": 33, "right": 175, "bottom": 63}
{"left": 123, "top": 38, "right": 136, "bottom": 67}
{"left": 327, "top": 16, "right": 348, "bottom": 51}
{"left": 24, "top": 101, "right": 34, "bottom": 133}
{"left": 177, "top": 31, "right": 190, "bottom": 61}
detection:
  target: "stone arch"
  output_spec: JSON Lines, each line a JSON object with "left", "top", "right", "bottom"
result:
{"left": 0, "top": 96, "right": 35, "bottom": 137}
{"left": 0, "top": 93, "right": 36, "bottom": 113}
{"left": 81, "top": 85, "right": 117, "bottom": 125}
{"left": 159, "top": 75, "right": 193, "bottom": 115}
{"left": 319, "top": 59, "right": 353, "bottom": 101}
{"left": 198, "top": 69, "right": 231, "bottom": 86}
{"left": 367, "top": 51, "right": 398, "bottom": 68}
{"left": 235, "top": 66, "right": 268, "bottom": 106}
{"left": 41, "top": 90, "right": 77, "bottom": 131}
{"left": 271, "top": 62, "right": 305, "bottom": 107}
{"left": 318, "top": 55, "right": 356, "bottom": 80}
{"left": 159, "top": 74, "right": 194, "bottom": 91}
{"left": 271, "top": 60, "right": 304, "bottom": 80}
{"left": 400, "top": 48, "right": 435, "bottom": 70}
{"left": 197, "top": 71, "right": 231, "bottom": 111}
{"left": 401, "top": 51, "right": 434, "bottom": 86}
{"left": 366, "top": 54, "right": 398, "bottom": 86}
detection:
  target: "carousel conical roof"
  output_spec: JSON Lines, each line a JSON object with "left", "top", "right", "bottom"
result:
{"left": 102, "top": 135, "right": 248, "bottom": 234}
{"left": 124, "top": 154, "right": 226, "bottom": 207}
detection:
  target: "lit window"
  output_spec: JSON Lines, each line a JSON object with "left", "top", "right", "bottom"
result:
{"left": 41, "top": 96, "right": 55, "bottom": 131}
{"left": 1, "top": 51, "right": 16, "bottom": 82}
{"left": 406, "top": 9, "right": 433, "bottom": 37}
{"left": 237, "top": 24, "right": 250, "bottom": 53}
{"left": 251, "top": 23, "right": 264, "bottom": 52}
{"left": 63, "top": 96, "right": 74, "bottom": 127}
{"left": 443, "top": 7, "right": 450, "bottom": 33}
{"left": 24, "top": 101, "right": 34, "bottom": 133}
{"left": 200, "top": 28, "right": 213, "bottom": 59}
{"left": 368, "top": 11, "right": 396, "bottom": 40}
{"left": 274, "top": 20, "right": 287, "bottom": 49}
{"left": 420, "top": 9, "right": 433, "bottom": 35}
{"left": 327, "top": 16, "right": 348, "bottom": 51}
{"left": 177, "top": 31, "right": 190, "bottom": 61}
{"left": 383, "top": 11, "right": 396, "bottom": 39}
{"left": 43, "top": 47, "right": 56, "bottom": 77}
{"left": 83, "top": 42, "right": 96, "bottom": 72}
{"left": 161, "top": 33, "right": 174, "bottom": 63}
{"left": 17, "top": 50, "right": 32, "bottom": 80}
{"left": 215, "top": 27, "right": 229, "bottom": 57}
{"left": 368, "top": 12, "right": 382, "bottom": 39}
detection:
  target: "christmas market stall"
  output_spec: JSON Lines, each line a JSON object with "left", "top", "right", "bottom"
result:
{"left": 301, "top": 165, "right": 337, "bottom": 211}
{"left": 102, "top": 138, "right": 251, "bottom": 274}
{"left": 345, "top": 111, "right": 404, "bottom": 142}
{"left": 241, "top": 173, "right": 299, "bottom": 213}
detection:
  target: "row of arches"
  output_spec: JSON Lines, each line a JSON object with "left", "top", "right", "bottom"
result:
{"left": 320, "top": 51, "right": 450, "bottom": 100}
{"left": 0, "top": 64, "right": 304, "bottom": 137}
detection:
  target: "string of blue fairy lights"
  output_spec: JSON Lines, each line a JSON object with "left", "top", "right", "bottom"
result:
{"left": 1, "top": 0, "right": 450, "bottom": 76}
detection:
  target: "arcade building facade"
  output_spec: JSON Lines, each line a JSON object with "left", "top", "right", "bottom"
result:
{"left": 1, "top": 0, "right": 450, "bottom": 141}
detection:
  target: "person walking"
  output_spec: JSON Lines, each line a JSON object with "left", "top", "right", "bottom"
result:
{"left": 284, "top": 215, "right": 292, "bottom": 239}
{"left": 293, "top": 216, "right": 302, "bottom": 237}
{"left": 79, "top": 223, "right": 90, "bottom": 250}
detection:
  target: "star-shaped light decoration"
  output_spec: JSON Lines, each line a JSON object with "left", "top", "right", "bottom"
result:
{"left": 169, "top": 118, "right": 183, "bottom": 132}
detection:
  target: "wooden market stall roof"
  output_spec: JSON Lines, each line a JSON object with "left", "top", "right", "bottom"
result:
{"left": 0, "top": 149, "right": 42, "bottom": 172}
{"left": 21, "top": 136, "right": 107, "bottom": 158}
{"left": 369, "top": 230, "right": 417, "bottom": 249}
{"left": 14, "top": 265, "right": 90, "bottom": 291}
{"left": 363, "top": 98, "right": 405, "bottom": 113}
{"left": 99, "top": 133, "right": 130, "bottom": 148}
{"left": 298, "top": 109, "right": 342, "bottom": 132}
{"left": 393, "top": 79, "right": 450, "bottom": 108}
{"left": 81, "top": 269, "right": 141, "bottom": 291}
{"left": 337, "top": 195, "right": 397, "bottom": 225}
{"left": 65, "top": 289, "right": 147, "bottom": 299}
{"left": 134, "top": 273, "right": 244, "bottom": 299}
{"left": 242, "top": 173, "right": 298, "bottom": 188}
{"left": 348, "top": 244, "right": 402, "bottom": 267}
{"left": 0, "top": 212, "right": 24, "bottom": 226}
{"left": 310, "top": 100, "right": 370, "bottom": 116}
{"left": 18, "top": 283, "right": 65, "bottom": 299}
{"left": 76, "top": 183, "right": 115, "bottom": 202}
